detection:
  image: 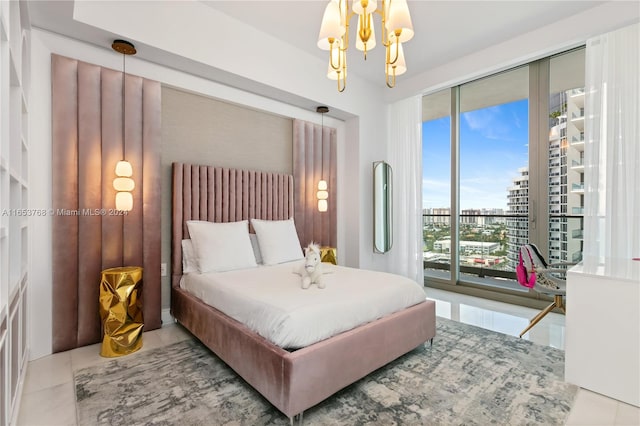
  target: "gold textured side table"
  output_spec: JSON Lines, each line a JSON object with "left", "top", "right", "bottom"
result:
{"left": 99, "top": 266, "right": 144, "bottom": 357}
{"left": 320, "top": 247, "right": 337, "bottom": 265}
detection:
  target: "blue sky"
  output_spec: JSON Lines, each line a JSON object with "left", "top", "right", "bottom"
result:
{"left": 422, "top": 99, "right": 529, "bottom": 210}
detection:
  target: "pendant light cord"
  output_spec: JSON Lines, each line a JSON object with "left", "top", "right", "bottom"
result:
{"left": 320, "top": 111, "right": 324, "bottom": 181}
{"left": 121, "top": 51, "right": 125, "bottom": 266}
{"left": 122, "top": 52, "right": 126, "bottom": 162}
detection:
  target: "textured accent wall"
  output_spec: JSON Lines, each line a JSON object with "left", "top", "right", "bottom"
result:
{"left": 160, "top": 87, "right": 293, "bottom": 308}
{"left": 293, "top": 119, "right": 337, "bottom": 248}
{"left": 51, "top": 54, "right": 161, "bottom": 353}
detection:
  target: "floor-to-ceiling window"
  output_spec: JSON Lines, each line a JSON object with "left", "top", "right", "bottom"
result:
{"left": 422, "top": 89, "right": 451, "bottom": 280}
{"left": 422, "top": 48, "right": 585, "bottom": 301}
{"left": 548, "top": 49, "right": 585, "bottom": 266}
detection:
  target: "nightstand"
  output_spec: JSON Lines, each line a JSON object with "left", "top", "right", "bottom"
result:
{"left": 320, "top": 246, "right": 337, "bottom": 265}
{"left": 99, "top": 266, "right": 144, "bottom": 357}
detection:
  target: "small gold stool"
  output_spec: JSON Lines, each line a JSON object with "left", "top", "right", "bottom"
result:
{"left": 320, "top": 247, "right": 337, "bottom": 265}
{"left": 99, "top": 266, "right": 144, "bottom": 357}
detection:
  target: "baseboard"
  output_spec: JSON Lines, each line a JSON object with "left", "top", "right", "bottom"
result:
{"left": 161, "top": 308, "right": 175, "bottom": 327}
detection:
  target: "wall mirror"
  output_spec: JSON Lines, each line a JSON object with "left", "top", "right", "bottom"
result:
{"left": 373, "top": 161, "right": 393, "bottom": 253}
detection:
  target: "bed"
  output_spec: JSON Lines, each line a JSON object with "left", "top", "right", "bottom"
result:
{"left": 171, "top": 162, "right": 436, "bottom": 421}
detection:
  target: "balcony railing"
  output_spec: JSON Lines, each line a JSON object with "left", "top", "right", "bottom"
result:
{"left": 572, "top": 207, "right": 584, "bottom": 214}
{"left": 572, "top": 159, "right": 584, "bottom": 167}
{"left": 572, "top": 251, "right": 583, "bottom": 263}
{"left": 572, "top": 183, "right": 584, "bottom": 191}
{"left": 572, "top": 108, "right": 585, "bottom": 120}
{"left": 570, "top": 88, "right": 585, "bottom": 97}
{"left": 572, "top": 229, "right": 584, "bottom": 239}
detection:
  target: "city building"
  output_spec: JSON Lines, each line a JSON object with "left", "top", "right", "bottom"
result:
{"left": 506, "top": 167, "right": 529, "bottom": 268}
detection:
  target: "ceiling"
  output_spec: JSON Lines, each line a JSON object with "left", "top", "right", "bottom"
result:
{"left": 27, "top": 1, "right": 606, "bottom": 92}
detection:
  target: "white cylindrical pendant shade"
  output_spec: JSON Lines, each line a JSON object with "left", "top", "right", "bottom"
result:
{"left": 318, "top": 199, "right": 328, "bottom": 212}
{"left": 113, "top": 177, "right": 135, "bottom": 192}
{"left": 386, "top": 0, "right": 414, "bottom": 43}
{"left": 317, "top": 1, "right": 345, "bottom": 50}
{"left": 115, "top": 160, "right": 133, "bottom": 177}
{"left": 115, "top": 191, "right": 133, "bottom": 211}
{"left": 317, "top": 190, "right": 329, "bottom": 200}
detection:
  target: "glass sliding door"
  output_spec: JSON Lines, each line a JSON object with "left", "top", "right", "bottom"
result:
{"left": 421, "top": 47, "right": 586, "bottom": 302}
{"left": 548, "top": 48, "right": 585, "bottom": 264}
{"left": 422, "top": 89, "right": 451, "bottom": 280}
{"left": 458, "top": 67, "right": 529, "bottom": 289}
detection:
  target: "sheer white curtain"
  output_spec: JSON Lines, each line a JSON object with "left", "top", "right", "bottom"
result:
{"left": 583, "top": 23, "right": 639, "bottom": 274}
{"left": 387, "top": 95, "right": 423, "bottom": 283}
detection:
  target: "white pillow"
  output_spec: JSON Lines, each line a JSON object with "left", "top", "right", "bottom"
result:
{"left": 181, "top": 239, "right": 198, "bottom": 274}
{"left": 186, "top": 220, "right": 257, "bottom": 273}
{"left": 251, "top": 218, "right": 303, "bottom": 265}
{"left": 249, "top": 233, "right": 263, "bottom": 264}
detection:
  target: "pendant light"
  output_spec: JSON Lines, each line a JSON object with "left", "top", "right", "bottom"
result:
{"left": 317, "top": 106, "right": 329, "bottom": 212}
{"left": 112, "top": 39, "right": 136, "bottom": 211}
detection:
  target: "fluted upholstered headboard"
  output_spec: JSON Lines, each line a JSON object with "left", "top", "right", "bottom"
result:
{"left": 171, "top": 163, "right": 294, "bottom": 288}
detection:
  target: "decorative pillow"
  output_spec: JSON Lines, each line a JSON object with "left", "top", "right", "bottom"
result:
{"left": 249, "top": 233, "right": 263, "bottom": 264}
{"left": 181, "top": 239, "right": 198, "bottom": 274}
{"left": 186, "top": 220, "right": 257, "bottom": 273}
{"left": 251, "top": 218, "right": 303, "bottom": 265}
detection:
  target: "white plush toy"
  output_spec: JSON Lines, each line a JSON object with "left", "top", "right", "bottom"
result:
{"left": 300, "top": 243, "right": 325, "bottom": 289}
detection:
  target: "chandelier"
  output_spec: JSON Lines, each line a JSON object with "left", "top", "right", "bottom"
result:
{"left": 317, "top": 0, "right": 414, "bottom": 91}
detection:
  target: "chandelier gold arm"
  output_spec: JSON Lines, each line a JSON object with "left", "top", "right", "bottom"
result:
{"left": 337, "top": 71, "right": 346, "bottom": 92}
{"left": 329, "top": 38, "right": 341, "bottom": 70}
{"left": 385, "top": 62, "right": 396, "bottom": 88}
{"left": 386, "top": 37, "right": 400, "bottom": 66}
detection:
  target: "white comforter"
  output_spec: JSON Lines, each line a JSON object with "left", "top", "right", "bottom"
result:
{"left": 180, "top": 261, "right": 426, "bottom": 349}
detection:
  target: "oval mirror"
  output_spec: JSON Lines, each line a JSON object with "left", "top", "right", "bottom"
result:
{"left": 373, "top": 161, "right": 392, "bottom": 253}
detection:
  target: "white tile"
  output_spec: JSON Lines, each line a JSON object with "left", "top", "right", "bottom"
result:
{"left": 427, "top": 287, "right": 565, "bottom": 348}
{"left": 565, "top": 388, "right": 618, "bottom": 425}
{"left": 17, "top": 382, "right": 77, "bottom": 426}
{"left": 69, "top": 342, "right": 111, "bottom": 372}
{"left": 614, "top": 401, "right": 640, "bottom": 425}
{"left": 135, "top": 328, "right": 166, "bottom": 353}
{"left": 158, "top": 323, "right": 194, "bottom": 346}
{"left": 22, "top": 351, "right": 72, "bottom": 395}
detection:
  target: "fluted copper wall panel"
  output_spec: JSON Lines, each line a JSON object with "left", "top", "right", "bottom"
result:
{"left": 52, "top": 54, "right": 161, "bottom": 352}
{"left": 293, "top": 119, "right": 338, "bottom": 248}
{"left": 171, "top": 164, "right": 293, "bottom": 288}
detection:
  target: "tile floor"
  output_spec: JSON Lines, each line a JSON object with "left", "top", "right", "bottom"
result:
{"left": 16, "top": 288, "right": 639, "bottom": 426}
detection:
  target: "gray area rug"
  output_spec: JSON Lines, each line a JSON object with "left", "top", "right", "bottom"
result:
{"left": 75, "top": 318, "right": 577, "bottom": 425}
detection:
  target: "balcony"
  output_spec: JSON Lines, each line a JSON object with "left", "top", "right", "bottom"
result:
{"left": 572, "top": 108, "right": 585, "bottom": 120}
{"left": 572, "top": 182, "right": 585, "bottom": 193}
{"left": 572, "top": 229, "right": 584, "bottom": 239}
{"left": 572, "top": 207, "right": 584, "bottom": 215}
{"left": 570, "top": 88, "right": 585, "bottom": 97}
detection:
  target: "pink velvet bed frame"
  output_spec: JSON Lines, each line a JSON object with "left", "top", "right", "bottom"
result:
{"left": 171, "top": 162, "right": 436, "bottom": 419}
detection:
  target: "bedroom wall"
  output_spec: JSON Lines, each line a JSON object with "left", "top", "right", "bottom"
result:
{"left": 28, "top": 29, "right": 350, "bottom": 359}
{"left": 70, "top": 0, "right": 391, "bottom": 274}
{"left": 160, "top": 86, "right": 293, "bottom": 313}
